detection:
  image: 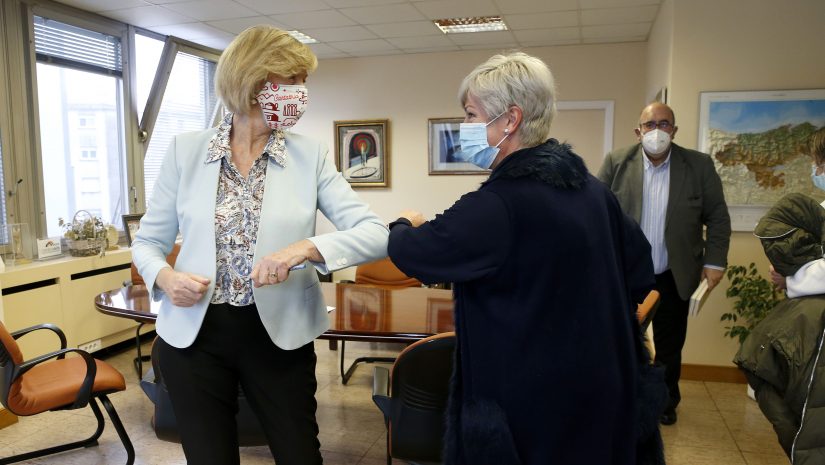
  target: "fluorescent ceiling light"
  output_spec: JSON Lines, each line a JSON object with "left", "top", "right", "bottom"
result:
{"left": 434, "top": 16, "right": 508, "bottom": 34}
{"left": 289, "top": 30, "right": 317, "bottom": 44}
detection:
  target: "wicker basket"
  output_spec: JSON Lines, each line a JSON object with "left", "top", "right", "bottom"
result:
{"left": 63, "top": 210, "right": 106, "bottom": 257}
{"left": 66, "top": 237, "right": 106, "bottom": 257}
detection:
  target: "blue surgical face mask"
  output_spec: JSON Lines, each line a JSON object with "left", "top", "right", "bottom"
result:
{"left": 812, "top": 165, "right": 825, "bottom": 191}
{"left": 453, "top": 112, "right": 509, "bottom": 169}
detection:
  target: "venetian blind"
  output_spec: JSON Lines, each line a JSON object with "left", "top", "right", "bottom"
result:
{"left": 33, "top": 15, "right": 122, "bottom": 76}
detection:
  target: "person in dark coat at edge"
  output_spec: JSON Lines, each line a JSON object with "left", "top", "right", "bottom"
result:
{"left": 387, "top": 52, "right": 667, "bottom": 465}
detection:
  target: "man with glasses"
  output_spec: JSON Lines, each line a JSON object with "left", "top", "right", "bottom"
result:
{"left": 598, "top": 102, "right": 731, "bottom": 425}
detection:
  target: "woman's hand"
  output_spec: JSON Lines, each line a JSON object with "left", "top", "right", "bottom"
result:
{"left": 398, "top": 210, "right": 426, "bottom": 227}
{"left": 156, "top": 267, "right": 211, "bottom": 307}
{"left": 769, "top": 265, "right": 787, "bottom": 290}
{"left": 252, "top": 239, "right": 322, "bottom": 287}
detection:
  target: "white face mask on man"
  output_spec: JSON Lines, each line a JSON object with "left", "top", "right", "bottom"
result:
{"left": 641, "top": 129, "right": 671, "bottom": 155}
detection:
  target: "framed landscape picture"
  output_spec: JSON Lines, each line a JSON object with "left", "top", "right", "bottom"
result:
{"left": 698, "top": 89, "right": 825, "bottom": 231}
{"left": 428, "top": 117, "right": 489, "bottom": 175}
{"left": 334, "top": 119, "right": 389, "bottom": 188}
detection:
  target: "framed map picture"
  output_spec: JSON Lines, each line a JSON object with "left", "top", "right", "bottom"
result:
{"left": 698, "top": 89, "right": 825, "bottom": 231}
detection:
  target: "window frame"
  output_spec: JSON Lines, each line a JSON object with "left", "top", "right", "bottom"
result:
{"left": 1, "top": 0, "right": 223, "bottom": 240}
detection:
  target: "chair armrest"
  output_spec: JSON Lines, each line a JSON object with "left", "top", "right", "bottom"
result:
{"left": 12, "top": 324, "right": 68, "bottom": 353}
{"left": 372, "top": 366, "right": 391, "bottom": 420}
{"left": 16, "top": 348, "right": 97, "bottom": 409}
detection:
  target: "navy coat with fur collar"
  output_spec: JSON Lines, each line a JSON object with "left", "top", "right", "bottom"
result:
{"left": 389, "top": 140, "right": 660, "bottom": 465}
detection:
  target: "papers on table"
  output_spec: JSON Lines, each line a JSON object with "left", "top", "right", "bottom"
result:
{"left": 689, "top": 278, "right": 709, "bottom": 317}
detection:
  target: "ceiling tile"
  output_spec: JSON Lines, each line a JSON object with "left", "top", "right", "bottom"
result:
{"left": 194, "top": 35, "right": 232, "bottom": 50}
{"left": 207, "top": 17, "right": 291, "bottom": 34}
{"left": 162, "top": 0, "right": 259, "bottom": 21}
{"left": 151, "top": 21, "right": 229, "bottom": 39}
{"left": 386, "top": 34, "right": 453, "bottom": 49}
{"left": 581, "top": 5, "right": 659, "bottom": 26}
{"left": 302, "top": 25, "right": 378, "bottom": 42}
{"left": 459, "top": 42, "right": 519, "bottom": 51}
{"left": 579, "top": 0, "right": 659, "bottom": 8}
{"left": 413, "top": 0, "right": 500, "bottom": 20}
{"left": 234, "top": 0, "right": 329, "bottom": 15}
{"left": 402, "top": 45, "right": 462, "bottom": 54}
{"left": 365, "top": 21, "right": 442, "bottom": 38}
{"left": 339, "top": 3, "right": 427, "bottom": 24}
{"left": 493, "top": 0, "right": 578, "bottom": 14}
{"left": 309, "top": 43, "right": 352, "bottom": 58}
{"left": 582, "top": 35, "right": 646, "bottom": 44}
{"left": 56, "top": 0, "right": 149, "bottom": 12}
{"left": 100, "top": 5, "right": 195, "bottom": 27}
{"left": 330, "top": 39, "right": 399, "bottom": 53}
{"left": 447, "top": 30, "right": 516, "bottom": 46}
{"left": 521, "top": 38, "right": 580, "bottom": 47}
{"left": 270, "top": 10, "right": 356, "bottom": 29}
{"left": 504, "top": 11, "right": 578, "bottom": 30}
{"left": 324, "top": 0, "right": 407, "bottom": 7}
{"left": 582, "top": 22, "right": 650, "bottom": 39}
{"left": 513, "top": 27, "right": 579, "bottom": 42}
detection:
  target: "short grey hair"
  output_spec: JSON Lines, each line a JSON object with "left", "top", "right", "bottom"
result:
{"left": 458, "top": 52, "right": 557, "bottom": 147}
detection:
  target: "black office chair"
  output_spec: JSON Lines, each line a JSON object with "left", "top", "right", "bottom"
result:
{"left": 372, "top": 332, "right": 456, "bottom": 465}
{"left": 139, "top": 339, "right": 267, "bottom": 446}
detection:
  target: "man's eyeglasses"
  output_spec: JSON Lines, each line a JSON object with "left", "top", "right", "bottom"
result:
{"left": 640, "top": 120, "right": 674, "bottom": 131}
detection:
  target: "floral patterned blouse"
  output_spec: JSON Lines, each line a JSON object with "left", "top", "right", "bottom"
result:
{"left": 207, "top": 113, "right": 286, "bottom": 305}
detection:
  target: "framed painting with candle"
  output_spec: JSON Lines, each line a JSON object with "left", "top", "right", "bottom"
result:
{"left": 334, "top": 119, "right": 390, "bottom": 188}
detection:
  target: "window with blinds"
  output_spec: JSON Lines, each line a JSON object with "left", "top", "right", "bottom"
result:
{"left": 141, "top": 51, "right": 218, "bottom": 206}
{"left": 33, "top": 16, "right": 127, "bottom": 237}
{"left": 33, "top": 16, "right": 122, "bottom": 76}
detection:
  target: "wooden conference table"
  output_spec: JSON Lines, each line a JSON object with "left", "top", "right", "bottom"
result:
{"left": 94, "top": 282, "right": 454, "bottom": 384}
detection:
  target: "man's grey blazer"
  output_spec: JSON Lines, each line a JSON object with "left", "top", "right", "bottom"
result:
{"left": 597, "top": 143, "right": 731, "bottom": 300}
{"left": 132, "top": 128, "right": 389, "bottom": 350}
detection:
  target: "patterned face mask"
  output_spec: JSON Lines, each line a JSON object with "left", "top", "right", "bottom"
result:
{"left": 255, "top": 82, "right": 308, "bottom": 131}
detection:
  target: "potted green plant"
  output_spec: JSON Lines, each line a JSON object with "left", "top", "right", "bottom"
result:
{"left": 722, "top": 262, "right": 784, "bottom": 344}
{"left": 723, "top": 262, "right": 784, "bottom": 400}
{"left": 58, "top": 210, "right": 107, "bottom": 257}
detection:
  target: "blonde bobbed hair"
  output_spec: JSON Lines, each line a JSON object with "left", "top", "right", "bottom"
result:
{"left": 458, "top": 52, "right": 557, "bottom": 148}
{"left": 216, "top": 25, "right": 318, "bottom": 114}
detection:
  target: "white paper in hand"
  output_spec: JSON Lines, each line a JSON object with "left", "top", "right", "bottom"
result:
{"left": 689, "top": 278, "right": 709, "bottom": 317}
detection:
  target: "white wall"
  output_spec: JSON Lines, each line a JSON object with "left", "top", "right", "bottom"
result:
{"left": 299, "top": 43, "right": 646, "bottom": 226}
{"left": 668, "top": 0, "right": 825, "bottom": 366}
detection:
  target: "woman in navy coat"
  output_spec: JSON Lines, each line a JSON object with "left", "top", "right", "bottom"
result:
{"left": 388, "top": 52, "right": 661, "bottom": 465}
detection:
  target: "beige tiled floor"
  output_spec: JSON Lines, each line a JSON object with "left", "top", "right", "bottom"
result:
{"left": 0, "top": 339, "right": 791, "bottom": 464}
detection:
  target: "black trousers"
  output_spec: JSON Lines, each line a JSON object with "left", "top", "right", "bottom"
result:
{"left": 652, "top": 270, "right": 690, "bottom": 411}
{"left": 157, "top": 303, "right": 323, "bottom": 465}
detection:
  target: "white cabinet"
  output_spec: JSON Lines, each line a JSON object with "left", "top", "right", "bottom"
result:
{"left": 0, "top": 248, "right": 135, "bottom": 357}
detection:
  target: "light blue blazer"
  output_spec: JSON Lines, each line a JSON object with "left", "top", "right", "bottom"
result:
{"left": 131, "top": 128, "right": 389, "bottom": 350}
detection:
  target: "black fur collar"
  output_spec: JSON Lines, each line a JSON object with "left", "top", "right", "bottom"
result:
{"left": 485, "top": 139, "right": 588, "bottom": 190}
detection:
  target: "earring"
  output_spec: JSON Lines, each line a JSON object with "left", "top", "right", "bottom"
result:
{"left": 504, "top": 128, "right": 510, "bottom": 134}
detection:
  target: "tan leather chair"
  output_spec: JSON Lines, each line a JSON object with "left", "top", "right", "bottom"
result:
{"left": 355, "top": 257, "right": 422, "bottom": 289}
{"left": 636, "top": 290, "right": 661, "bottom": 360}
{"left": 0, "top": 320, "right": 134, "bottom": 464}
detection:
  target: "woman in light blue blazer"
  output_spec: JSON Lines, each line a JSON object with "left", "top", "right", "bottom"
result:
{"left": 131, "top": 25, "right": 388, "bottom": 465}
